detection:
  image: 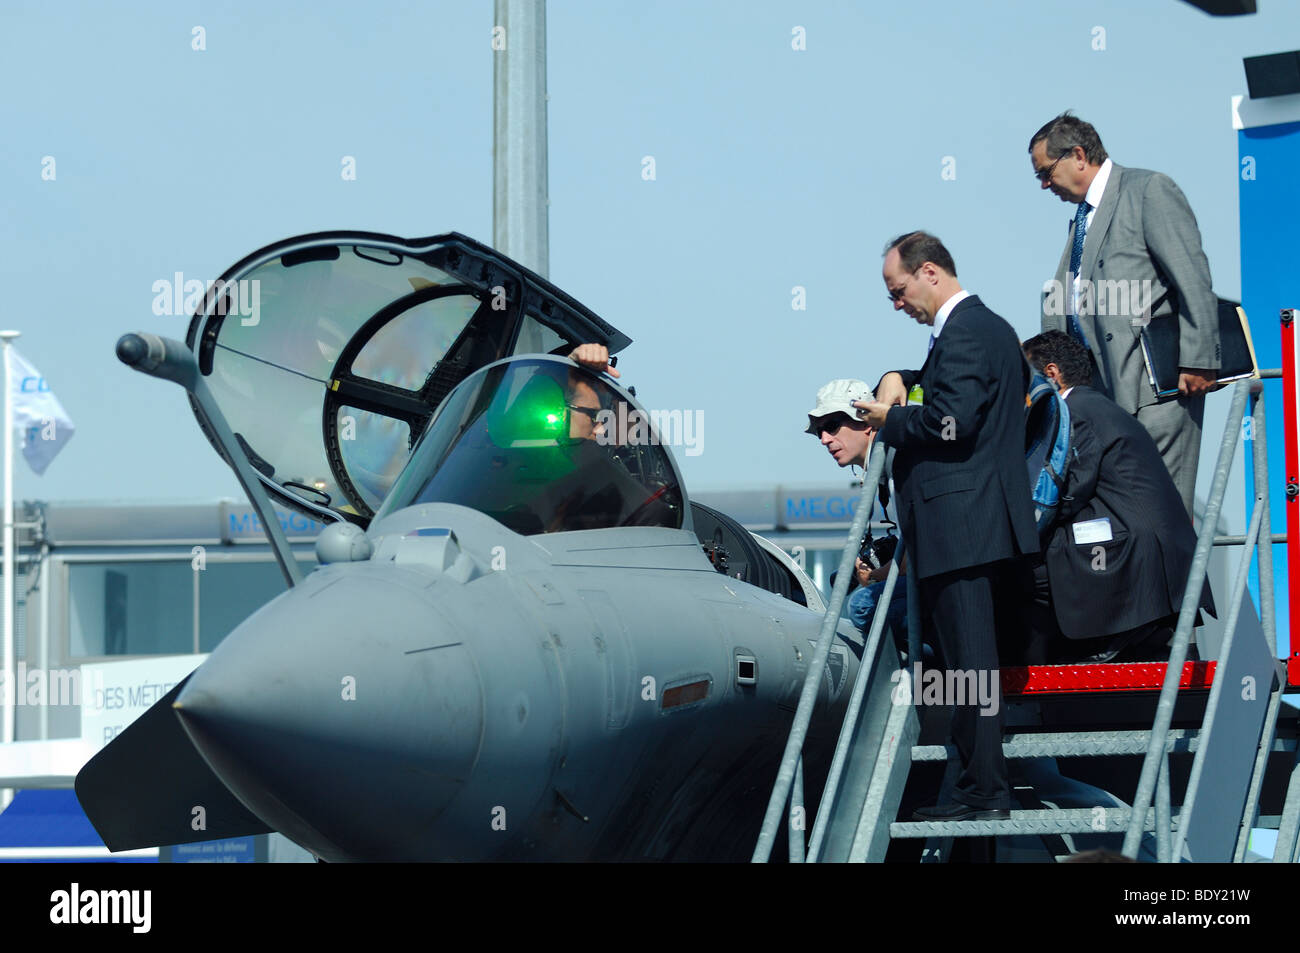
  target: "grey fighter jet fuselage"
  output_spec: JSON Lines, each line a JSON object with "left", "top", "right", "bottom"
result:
{"left": 75, "top": 233, "right": 865, "bottom": 862}
{"left": 172, "top": 503, "right": 860, "bottom": 861}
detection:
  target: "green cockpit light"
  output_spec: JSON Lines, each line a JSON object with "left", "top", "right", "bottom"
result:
{"left": 486, "top": 374, "right": 572, "bottom": 448}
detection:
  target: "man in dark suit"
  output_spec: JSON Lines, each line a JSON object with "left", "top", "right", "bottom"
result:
{"left": 1029, "top": 113, "right": 1220, "bottom": 519}
{"left": 858, "top": 232, "right": 1039, "bottom": 822}
{"left": 1021, "top": 331, "right": 1215, "bottom": 663}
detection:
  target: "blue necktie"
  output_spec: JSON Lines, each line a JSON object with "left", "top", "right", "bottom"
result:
{"left": 1067, "top": 201, "right": 1090, "bottom": 349}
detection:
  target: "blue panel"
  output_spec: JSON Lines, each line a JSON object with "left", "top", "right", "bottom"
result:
{"left": 0, "top": 790, "right": 102, "bottom": 847}
{"left": 0, "top": 790, "right": 156, "bottom": 862}
{"left": 1239, "top": 123, "right": 1300, "bottom": 656}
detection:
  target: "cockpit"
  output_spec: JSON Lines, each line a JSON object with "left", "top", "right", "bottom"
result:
{"left": 182, "top": 231, "right": 636, "bottom": 526}
{"left": 374, "top": 357, "right": 684, "bottom": 535}
{"left": 178, "top": 229, "right": 810, "bottom": 601}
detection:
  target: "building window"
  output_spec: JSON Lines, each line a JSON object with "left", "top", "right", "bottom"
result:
{"left": 67, "top": 558, "right": 315, "bottom": 658}
{"left": 69, "top": 562, "right": 193, "bottom": 657}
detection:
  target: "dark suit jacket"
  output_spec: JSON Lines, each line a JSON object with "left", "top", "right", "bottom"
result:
{"left": 1044, "top": 385, "right": 1216, "bottom": 639}
{"left": 880, "top": 295, "right": 1039, "bottom": 580}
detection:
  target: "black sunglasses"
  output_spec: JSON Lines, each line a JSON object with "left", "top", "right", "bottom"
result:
{"left": 814, "top": 413, "right": 858, "bottom": 437}
{"left": 567, "top": 403, "right": 602, "bottom": 423}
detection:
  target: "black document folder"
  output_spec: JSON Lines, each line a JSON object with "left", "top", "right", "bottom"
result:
{"left": 1140, "top": 297, "right": 1259, "bottom": 398}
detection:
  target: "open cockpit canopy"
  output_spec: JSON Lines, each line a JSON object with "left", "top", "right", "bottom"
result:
{"left": 184, "top": 231, "right": 629, "bottom": 525}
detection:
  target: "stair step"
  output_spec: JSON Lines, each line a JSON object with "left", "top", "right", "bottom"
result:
{"left": 891, "top": 807, "right": 1171, "bottom": 838}
{"left": 911, "top": 729, "right": 1198, "bottom": 761}
{"left": 1002, "top": 661, "right": 1215, "bottom": 696}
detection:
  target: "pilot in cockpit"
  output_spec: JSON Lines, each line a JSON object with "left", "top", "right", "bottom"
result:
{"left": 545, "top": 345, "right": 635, "bottom": 530}
{"left": 383, "top": 343, "right": 678, "bottom": 536}
{"left": 562, "top": 344, "right": 663, "bottom": 482}
{"left": 565, "top": 371, "right": 608, "bottom": 444}
{"left": 551, "top": 343, "right": 678, "bottom": 531}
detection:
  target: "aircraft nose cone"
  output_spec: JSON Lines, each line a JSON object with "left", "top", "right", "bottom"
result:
{"left": 175, "top": 571, "right": 483, "bottom": 860}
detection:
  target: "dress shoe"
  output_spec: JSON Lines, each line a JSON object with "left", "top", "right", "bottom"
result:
{"left": 911, "top": 802, "right": 1010, "bottom": 822}
{"left": 1114, "top": 625, "right": 1176, "bottom": 663}
{"left": 1074, "top": 629, "right": 1140, "bottom": 664}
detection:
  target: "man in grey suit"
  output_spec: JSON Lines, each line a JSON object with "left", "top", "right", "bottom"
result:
{"left": 1028, "top": 112, "right": 1220, "bottom": 517}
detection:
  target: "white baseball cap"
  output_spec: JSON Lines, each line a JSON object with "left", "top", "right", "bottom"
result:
{"left": 806, "top": 379, "right": 872, "bottom": 434}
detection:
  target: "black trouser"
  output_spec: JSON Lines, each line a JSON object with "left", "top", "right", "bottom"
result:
{"left": 918, "top": 559, "right": 1028, "bottom": 811}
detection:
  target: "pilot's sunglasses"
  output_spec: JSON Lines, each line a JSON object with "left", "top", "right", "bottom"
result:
{"left": 568, "top": 403, "right": 602, "bottom": 423}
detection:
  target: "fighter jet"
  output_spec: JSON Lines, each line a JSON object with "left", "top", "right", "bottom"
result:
{"left": 75, "top": 231, "right": 866, "bottom": 861}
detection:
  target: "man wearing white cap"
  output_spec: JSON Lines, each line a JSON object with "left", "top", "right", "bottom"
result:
{"left": 806, "top": 379, "right": 907, "bottom": 645}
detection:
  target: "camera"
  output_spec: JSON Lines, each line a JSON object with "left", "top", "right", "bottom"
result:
{"left": 858, "top": 528, "right": 899, "bottom": 571}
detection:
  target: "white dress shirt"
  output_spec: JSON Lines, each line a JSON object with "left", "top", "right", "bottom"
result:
{"left": 929, "top": 289, "right": 972, "bottom": 352}
{"left": 1071, "top": 158, "right": 1113, "bottom": 314}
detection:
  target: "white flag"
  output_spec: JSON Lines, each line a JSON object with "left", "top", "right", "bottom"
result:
{"left": 7, "top": 347, "right": 75, "bottom": 475}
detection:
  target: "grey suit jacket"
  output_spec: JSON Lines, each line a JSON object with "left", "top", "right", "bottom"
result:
{"left": 1041, "top": 163, "right": 1220, "bottom": 414}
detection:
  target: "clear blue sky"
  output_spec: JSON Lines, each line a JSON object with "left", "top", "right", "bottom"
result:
{"left": 3, "top": 0, "right": 1296, "bottom": 533}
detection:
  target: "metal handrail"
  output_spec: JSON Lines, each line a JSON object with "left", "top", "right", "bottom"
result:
{"left": 1250, "top": 387, "right": 1278, "bottom": 657}
{"left": 805, "top": 537, "right": 904, "bottom": 860}
{"left": 789, "top": 756, "right": 805, "bottom": 863}
{"left": 1214, "top": 533, "right": 1286, "bottom": 546}
{"left": 1125, "top": 374, "right": 1284, "bottom": 861}
{"left": 1234, "top": 390, "right": 1282, "bottom": 861}
{"left": 751, "top": 440, "right": 886, "bottom": 862}
{"left": 1122, "top": 378, "right": 1251, "bottom": 857}
{"left": 1171, "top": 499, "right": 1265, "bottom": 860}
{"left": 1156, "top": 756, "right": 1172, "bottom": 863}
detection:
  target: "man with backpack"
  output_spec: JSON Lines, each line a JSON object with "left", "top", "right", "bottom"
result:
{"left": 1021, "top": 331, "right": 1215, "bottom": 663}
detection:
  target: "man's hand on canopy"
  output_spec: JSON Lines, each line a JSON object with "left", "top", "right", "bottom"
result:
{"left": 569, "top": 344, "right": 620, "bottom": 378}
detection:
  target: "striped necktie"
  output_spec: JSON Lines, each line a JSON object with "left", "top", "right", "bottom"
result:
{"left": 1067, "top": 201, "right": 1091, "bottom": 349}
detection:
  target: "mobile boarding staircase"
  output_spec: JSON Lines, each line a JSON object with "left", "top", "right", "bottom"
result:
{"left": 754, "top": 352, "right": 1300, "bottom": 863}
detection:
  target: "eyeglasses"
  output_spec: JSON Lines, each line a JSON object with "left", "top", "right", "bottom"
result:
{"left": 814, "top": 413, "right": 857, "bottom": 437}
{"left": 567, "top": 403, "right": 601, "bottom": 424}
{"left": 1034, "top": 150, "right": 1071, "bottom": 184}
{"left": 886, "top": 268, "right": 922, "bottom": 304}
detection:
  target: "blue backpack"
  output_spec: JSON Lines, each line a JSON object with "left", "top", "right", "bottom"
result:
{"left": 1024, "top": 370, "right": 1074, "bottom": 538}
